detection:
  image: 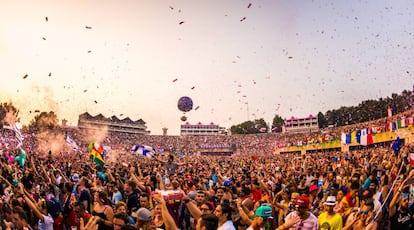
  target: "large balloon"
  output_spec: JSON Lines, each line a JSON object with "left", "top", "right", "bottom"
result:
{"left": 177, "top": 96, "right": 193, "bottom": 112}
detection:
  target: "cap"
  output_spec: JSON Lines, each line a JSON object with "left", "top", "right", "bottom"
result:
{"left": 71, "top": 173, "right": 80, "bottom": 182}
{"left": 295, "top": 195, "right": 310, "bottom": 208}
{"left": 309, "top": 185, "right": 318, "bottom": 193}
{"left": 131, "top": 208, "right": 151, "bottom": 221}
{"left": 324, "top": 196, "right": 337, "bottom": 206}
{"left": 255, "top": 205, "right": 273, "bottom": 218}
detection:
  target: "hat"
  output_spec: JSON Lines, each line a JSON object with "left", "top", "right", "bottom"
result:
{"left": 309, "top": 185, "right": 318, "bottom": 193}
{"left": 71, "top": 173, "right": 80, "bottom": 182}
{"left": 131, "top": 208, "right": 151, "bottom": 221}
{"left": 295, "top": 195, "right": 310, "bottom": 208}
{"left": 255, "top": 205, "right": 273, "bottom": 218}
{"left": 324, "top": 196, "right": 337, "bottom": 206}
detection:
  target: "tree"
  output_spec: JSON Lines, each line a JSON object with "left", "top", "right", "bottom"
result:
{"left": 0, "top": 102, "right": 19, "bottom": 127}
{"left": 317, "top": 112, "right": 327, "bottom": 128}
{"left": 27, "top": 111, "right": 59, "bottom": 132}
{"left": 272, "top": 114, "right": 285, "bottom": 132}
{"left": 230, "top": 118, "right": 269, "bottom": 134}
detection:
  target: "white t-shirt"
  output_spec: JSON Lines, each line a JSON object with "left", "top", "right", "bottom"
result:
{"left": 38, "top": 214, "right": 54, "bottom": 230}
{"left": 218, "top": 220, "right": 236, "bottom": 230}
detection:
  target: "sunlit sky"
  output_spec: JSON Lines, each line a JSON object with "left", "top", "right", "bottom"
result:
{"left": 1, "top": 0, "right": 413, "bottom": 135}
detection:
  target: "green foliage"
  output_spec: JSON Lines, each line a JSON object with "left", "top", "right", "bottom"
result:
{"left": 27, "top": 111, "right": 59, "bottom": 132}
{"left": 0, "top": 102, "right": 19, "bottom": 126}
{"left": 272, "top": 114, "right": 285, "bottom": 132}
{"left": 231, "top": 118, "right": 268, "bottom": 134}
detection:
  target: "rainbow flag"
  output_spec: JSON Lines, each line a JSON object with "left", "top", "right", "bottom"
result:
{"left": 88, "top": 142, "right": 104, "bottom": 166}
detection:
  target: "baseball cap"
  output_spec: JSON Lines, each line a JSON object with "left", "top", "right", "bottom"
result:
{"left": 71, "top": 173, "right": 80, "bottom": 182}
{"left": 324, "top": 196, "right": 337, "bottom": 206}
{"left": 131, "top": 208, "right": 151, "bottom": 221}
{"left": 255, "top": 205, "right": 273, "bottom": 218}
{"left": 295, "top": 195, "right": 310, "bottom": 208}
{"left": 309, "top": 185, "right": 318, "bottom": 193}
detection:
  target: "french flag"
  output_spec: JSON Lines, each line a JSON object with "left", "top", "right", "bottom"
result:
{"left": 132, "top": 145, "right": 156, "bottom": 158}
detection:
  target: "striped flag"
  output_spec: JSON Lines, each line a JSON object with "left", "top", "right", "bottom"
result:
{"left": 409, "top": 153, "right": 414, "bottom": 166}
{"left": 13, "top": 123, "right": 24, "bottom": 146}
{"left": 132, "top": 145, "right": 155, "bottom": 158}
{"left": 66, "top": 135, "right": 79, "bottom": 151}
{"left": 88, "top": 142, "right": 104, "bottom": 166}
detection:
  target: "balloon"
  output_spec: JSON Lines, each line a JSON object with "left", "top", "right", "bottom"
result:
{"left": 177, "top": 96, "right": 193, "bottom": 112}
{"left": 180, "top": 116, "right": 187, "bottom": 121}
{"left": 8, "top": 155, "right": 15, "bottom": 164}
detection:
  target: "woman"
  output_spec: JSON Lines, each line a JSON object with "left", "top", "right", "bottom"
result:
{"left": 153, "top": 204, "right": 165, "bottom": 230}
{"left": 114, "top": 201, "right": 135, "bottom": 225}
{"left": 92, "top": 190, "right": 114, "bottom": 230}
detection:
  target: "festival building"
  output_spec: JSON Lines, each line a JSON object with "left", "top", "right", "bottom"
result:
{"left": 285, "top": 114, "right": 319, "bottom": 133}
{"left": 77, "top": 112, "right": 150, "bottom": 134}
{"left": 180, "top": 122, "right": 226, "bottom": 136}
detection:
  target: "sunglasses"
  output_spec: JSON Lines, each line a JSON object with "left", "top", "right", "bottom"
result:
{"left": 360, "top": 210, "right": 369, "bottom": 215}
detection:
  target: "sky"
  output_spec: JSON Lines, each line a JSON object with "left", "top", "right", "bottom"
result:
{"left": 0, "top": 0, "right": 413, "bottom": 135}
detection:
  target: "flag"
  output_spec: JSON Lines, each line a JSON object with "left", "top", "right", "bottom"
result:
{"left": 400, "top": 118, "right": 406, "bottom": 128}
{"left": 88, "top": 142, "right": 104, "bottom": 166}
{"left": 351, "top": 131, "right": 357, "bottom": 143}
{"left": 132, "top": 145, "right": 155, "bottom": 158}
{"left": 360, "top": 128, "right": 373, "bottom": 146}
{"left": 66, "top": 135, "right": 79, "bottom": 151}
{"left": 341, "top": 133, "right": 346, "bottom": 144}
{"left": 407, "top": 117, "right": 413, "bottom": 126}
{"left": 392, "top": 122, "right": 397, "bottom": 131}
{"left": 391, "top": 137, "right": 402, "bottom": 155}
{"left": 13, "top": 123, "right": 24, "bottom": 146}
{"left": 409, "top": 153, "right": 414, "bottom": 166}
{"left": 346, "top": 134, "right": 351, "bottom": 144}
{"left": 356, "top": 130, "right": 361, "bottom": 143}
{"left": 397, "top": 120, "right": 402, "bottom": 128}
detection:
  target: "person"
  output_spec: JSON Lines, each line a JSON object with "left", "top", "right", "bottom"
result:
{"left": 318, "top": 196, "right": 342, "bottom": 230}
{"left": 139, "top": 192, "right": 151, "bottom": 210}
{"left": 74, "top": 201, "right": 92, "bottom": 226}
{"left": 3, "top": 206, "right": 33, "bottom": 230}
{"left": 389, "top": 174, "right": 414, "bottom": 230}
{"left": 112, "top": 213, "right": 129, "bottom": 230}
{"left": 92, "top": 190, "right": 114, "bottom": 230}
{"left": 153, "top": 203, "right": 165, "bottom": 230}
{"left": 200, "top": 202, "right": 215, "bottom": 215}
{"left": 111, "top": 182, "right": 123, "bottom": 205}
{"left": 196, "top": 214, "right": 219, "bottom": 230}
{"left": 18, "top": 183, "right": 54, "bottom": 230}
{"left": 247, "top": 205, "right": 274, "bottom": 230}
{"left": 124, "top": 180, "right": 140, "bottom": 215}
{"left": 78, "top": 177, "right": 92, "bottom": 213}
{"left": 155, "top": 154, "right": 184, "bottom": 176}
{"left": 215, "top": 203, "right": 236, "bottom": 230}
{"left": 343, "top": 201, "right": 377, "bottom": 230}
{"left": 115, "top": 201, "right": 136, "bottom": 225}
{"left": 131, "top": 207, "right": 153, "bottom": 230}
{"left": 277, "top": 195, "right": 318, "bottom": 230}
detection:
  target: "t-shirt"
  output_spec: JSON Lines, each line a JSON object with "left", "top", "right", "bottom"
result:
{"left": 79, "top": 189, "right": 91, "bottom": 212}
{"left": 218, "top": 220, "right": 236, "bottom": 230}
{"left": 164, "top": 161, "right": 178, "bottom": 176}
{"left": 38, "top": 214, "right": 54, "bottom": 230}
{"left": 390, "top": 204, "right": 414, "bottom": 230}
{"left": 285, "top": 211, "right": 319, "bottom": 230}
{"left": 318, "top": 212, "right": 343, "bottom": 230}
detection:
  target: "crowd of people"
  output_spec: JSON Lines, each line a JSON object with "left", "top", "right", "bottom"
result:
{"left": 0, "top": 111, "right": 413, "bottom": 230}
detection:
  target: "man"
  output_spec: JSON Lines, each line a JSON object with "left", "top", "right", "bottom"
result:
{"left": 343, "top": 201, "right": 377, "bottom": 230}
{"left": 318, "top": 196, "right": 343, "bottom": 230}
{"left": 389, "top": 187, "right": 414, "bottom": 230}
{"left": 110, "top": 182, "right": 123, "bottom": 205}
{"left": 124, "top": 180, "right": 139, "bottom": 214}
{"left": 277, "top": 195, "right": 319, "bottom": 230}
{"left": 247, "top": 205, "right": 274, "bottom": 230}
{"left": 214, "top": 203, "right": 236, "bottom": 230}
{"left": 196, "top": 214, "right": 219, "bottom": 230}
{"left": 78, "top": 177, "right": 91, "bottom": 212}
{"left": 4, "top": 207, "right": 33, "bottom": 230}
{"left": 139, "top": 192, "right": 151, "bottom": 209}
{"left": 195, "top": 190, "right": 207, "bottom": 207}
{"left": 112, "top": 213, "right": 129, "bottom": 230}
{"left": 74, "top": 201, "right": 92, "bottom": 225}
{"left": 156, "top": 154, "right": 183, "bottom": 176}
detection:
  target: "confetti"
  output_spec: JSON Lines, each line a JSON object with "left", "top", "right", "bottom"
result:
{"left": 169, "top": 6, "right": 174, "bottom": 10}
{"left": 247, "top": 3, "right": 252, "bottom": 8}
{"left": 34, "top": 110, "right": 40, "bottom": 113}
{"left": 48, "top": 72, "right": 52, "bottom": 77}
{"left": 288, "top": 56, "right": 293, "bottom": 59}
{"left": 85, "top": 26, "right": 92, "bottom": 29}
{"left": 195, "top": 106, "right": 200, "bottom": 110}
{"left": 94, "top": 100, "right": 98, "bottom": 104}
{"left": 45, "top": 17, "right": 48, "bottom": 22}
{"left": 240, "top": 17, "right": 246, "bottom": 22}
{"left": 179, "top": 21, "right": 185, "bottom": 25}
{"left": 42, "top": 37, "right": 46, "bottom": 40}
{"left": 172, "top": 78, "right": 178, "bottom": 82}
{"left": 191, "top": 86, "right": 195, "bottom": 90}
{"left": 88, "top": 50, "right": 92, "bottom": 53}
{"left": 23, "top": 74, "right": 28, "bottom": 79}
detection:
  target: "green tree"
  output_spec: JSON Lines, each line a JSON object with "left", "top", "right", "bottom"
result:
{"left": 272, "top": 114, "right": 285, "bottom": 132}
{"left": 317, "top": 112, "right": 327, "bottom": 128}
{"left": 28, "top": 111, "right": 59, "bottom": 132}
